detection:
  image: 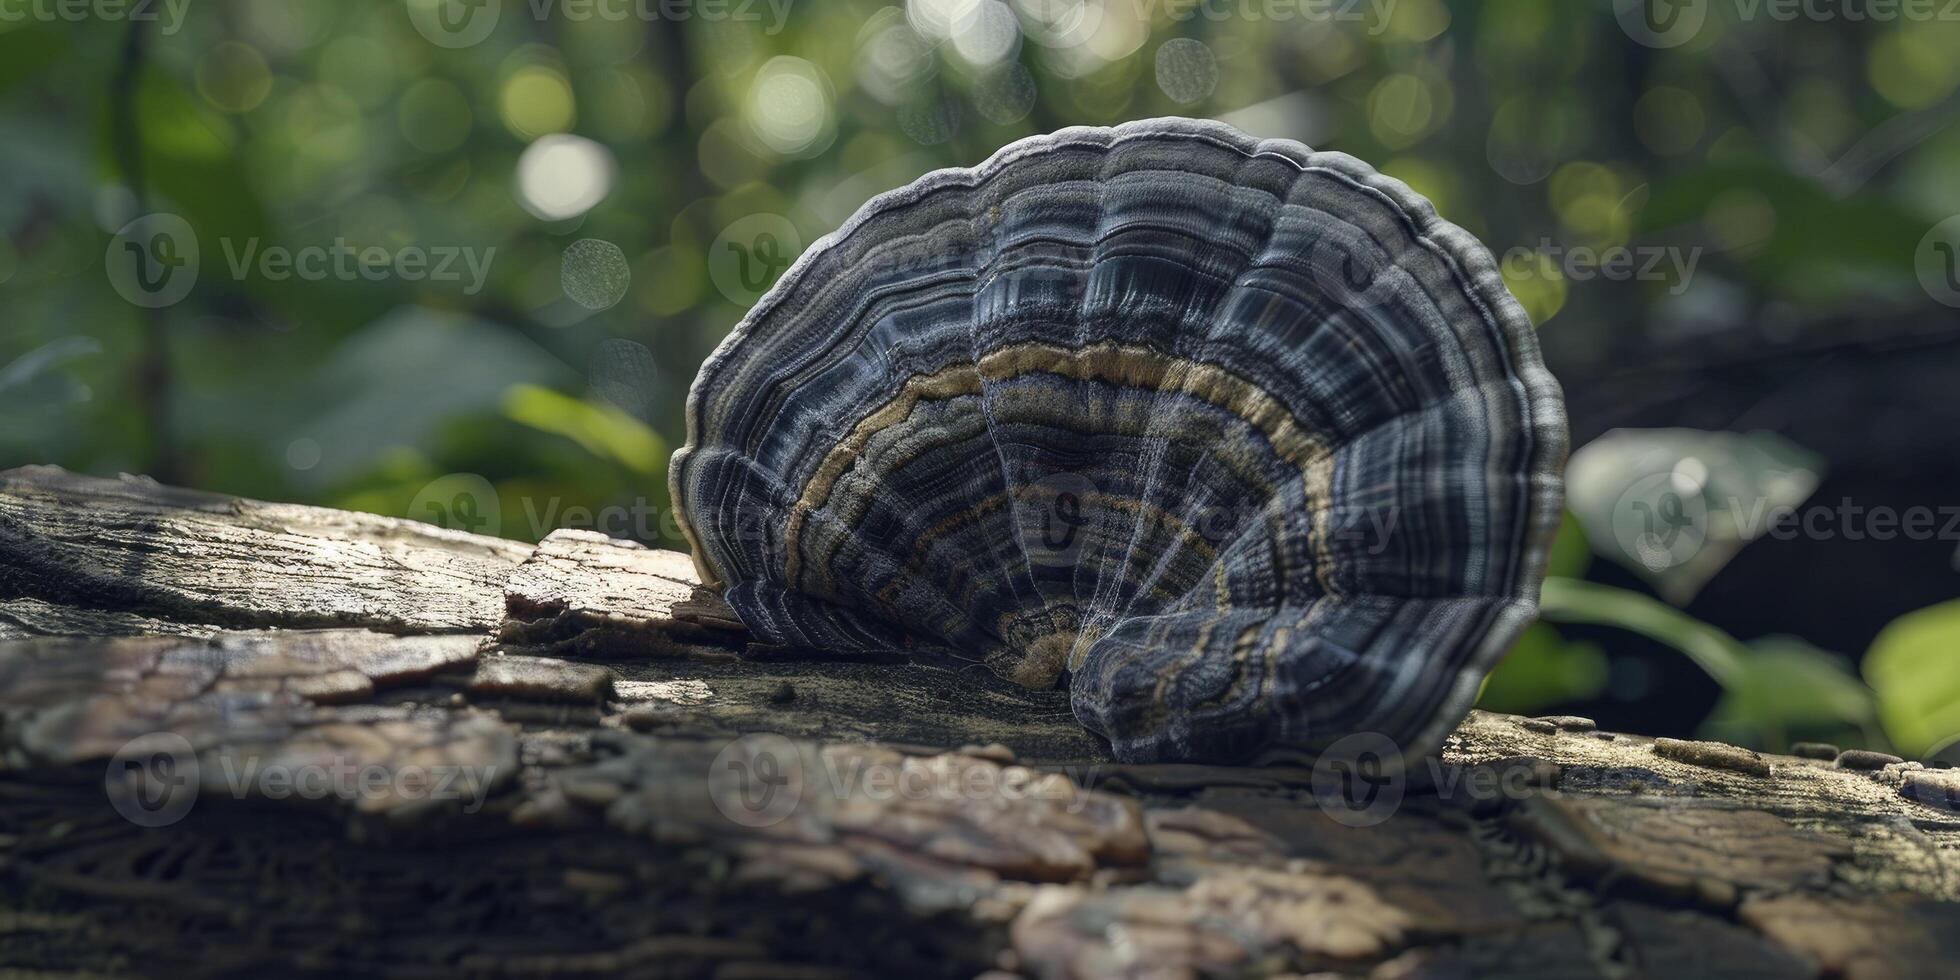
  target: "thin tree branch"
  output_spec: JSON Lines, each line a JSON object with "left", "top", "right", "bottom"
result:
{"left": 109, "top": 16, "right": 176, "bottom": 484}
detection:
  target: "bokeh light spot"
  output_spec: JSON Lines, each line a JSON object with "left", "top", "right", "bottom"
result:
{"left": 746, "top": 57, "right": 834, "bottom": 158}
{"left": 1704, "top": 189, "right": 1776, "bottom": 256}
{"left": 952, "top": 0, "right": 1022, "bottom": 68}
{"left": 858, "top": 17, "right": 936, "bottom": 106}
{"left": 1501, "top": 249, "right": 1567, "bottom": 326}
{"left": 1386, "top": 0, "right": 1450, "bottom": 42}
{"left": 516, "top": 134, "right": 616, "bottom": 221}
{"left": 500, "top": 65, "right": 577, "bottom": 139}
{"left": 974, "top": 63, "right": 1038, "bottom": 125}
{"left": 562, "top": 239, "right": 632, "bottom": 311}
{"left": 907, "top": 0, "right": 974, "bottom": 40}
{"left": 197, "top": 42, "right": 273, "bottom": 114}
{"left": 1368, "top": 73, "right": 1439, "bottom": 149}
{"left": 1549, "top": 162, "right": 1631, "bottom": 249}
{"left": 1154, "top": 38, "right": 1218, "bottom": 106}
{"left": 286, "top": 438, "right": 322, "bottom": 472}
{"left": 1868, "top": 28, "right": 1960, "bottom": 109}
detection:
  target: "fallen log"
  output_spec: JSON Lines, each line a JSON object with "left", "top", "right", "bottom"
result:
{"left": 2, "top": 466, "right": 1957, "bottom": 979}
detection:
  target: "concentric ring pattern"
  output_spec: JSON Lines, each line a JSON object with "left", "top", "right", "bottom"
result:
{"left": 672, "top": 118, "right": 1567, "bottom": 763}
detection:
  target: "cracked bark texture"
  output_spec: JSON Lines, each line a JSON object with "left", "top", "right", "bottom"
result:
{"left": 2, "top": 465, "right": 1959, "bottom": 979}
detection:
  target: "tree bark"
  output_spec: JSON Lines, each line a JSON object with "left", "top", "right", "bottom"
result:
{"left": 1, "top": 465, "right": 1956, "bottom": 979}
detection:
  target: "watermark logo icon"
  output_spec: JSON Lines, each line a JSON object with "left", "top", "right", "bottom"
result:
{"left": 709, "top": 213, "right": 801, "bottom": 307}
{"left": 1016, "top": 0, "right": 1104, "bottom": 46}
{"left": 106, "top": 213, "right": 199, "bottom": 308}
{"left": 106, "top": 733, "right": 199, "bottom": 828}
{"left": 1916, "top": 215, "right": 1960, "bottom": 309}
{"left": 1309, "top": 732, "right": 1406, "bottom": 827}
{"left": 409, "top": 473, "right": 501, "bottom": 537}
{"left": 1614, "top": 0, "right": 1706, "bottom": 48}
{"left": 708, "top": 734, "right": 805, "bottom": 827}
{"left": 1305, "top": 226, "right": 1399, "bottom": 314}
{"left": 405, "top": 0, "right": 502, "bottom": 48}
{"left": 1019, "top": 472, "right": 1101, "bottom": 570}
{"left": 1609, "top": 468, "right": 1709, "bottom": 571}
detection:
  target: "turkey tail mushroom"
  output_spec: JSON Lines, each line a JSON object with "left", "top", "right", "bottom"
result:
{"left": 671, "top": 118, "right": 1567, "bottom": 764}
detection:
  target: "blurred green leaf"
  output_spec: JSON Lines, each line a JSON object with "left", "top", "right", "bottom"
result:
{"left": 503, "top": 383, "right": 665, "bottom": 476}
{"left": 1704, "top": 637, "right": 1876, "bottom": 752}
{"left": 0, "top": 23, "right": 65, "bottom": 95}
{"left": 1642, "top": 162, "right": 1928, "bottom": 301}
{"left": 1544, "top": 509, "right": 1590, "bottom": 580}
{"left": 239, "top": 309, "right": 579, "bottom": 487}
{"left": 1865, "top": 600, "right": 1960, "bottom": 757}
{"left": 0, "top": 337, "right": 99, "bottom": 420}
{"left": 97, "top": 67, "right": 268, "bottom": 251}
{"left": 0, "top": 117, "right": 96, "bottom": 226}
{"left": 1538, "top": 577, "right": 1748, "bottom": 687}
{"left": 0, "top": 335, "right": 99, "bottom": 390}
{"left": 1477, "top": 622, "right": 1608, "bottom": 715}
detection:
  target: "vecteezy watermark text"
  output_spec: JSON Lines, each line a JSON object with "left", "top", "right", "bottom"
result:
{"left": 527, "top": 0, "right": 792, "bottom": 31}
{"left": 1727, "top": 0, "right": 1960, "bottom": 20}
{"left": 219, "top": 238, "right": 495, "bottom": 294}
{"left": 707, "top": 208, "right": 1410, "bottom": 314}
{"left": 210, "top": 754, "right": 496, "bottom": 812}
{"left": 404, "top": 0, "right": 792, "bottom": 48}
{"left": 707, "top": 731, "right": 1576, "bottom": 830}
{"left": 0, "top": 0, "right": 190, "bottom": 33}
{"left": 1145, "top": 0, "right": 1397, "bottom": 32}
{"left": 106, "top": 734, "right": 499, "bottom": 828}
{"left": 1500, "top": 240, "right": 1702, "bottom": 295}
{"left": 408, "top": 475, "right": 684, "bottom": 541}
{"left": 1611, "top": 477, "right": 1960, "bottom": 572}
{"left": 707, "top": 736, "right": 1094, "bottom": 827}
{"left": 1735, "top": 498, "right": 1960, "bottom": 543}
{"left": 406, "top": 472, "right": 1409, "bottom": 558}
{"left": 105, "top": 212, "right": 495, "bottom": 307}
{"left": 1617, "top": 0, "right": 1960, "bottom": 48}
